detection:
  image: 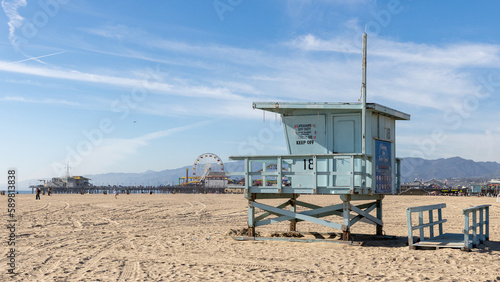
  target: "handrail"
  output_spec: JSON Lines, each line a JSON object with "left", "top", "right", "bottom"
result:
{"left": 406, "top": 203, "right": 446, "bottom": 213}
{"left": 229, "top": 153, "right": 366, "bottom": 159}
{"left": 463, "top": 205, "right": 491, "bottom": 248}
{"left": 228, "top": 153, "right": 372, "bottom": 194}
{"left": 406, "top": 203, "right": 446, "bottom": 245}
{"left": 406, "top": 203, "right": 491, "bottom": 251}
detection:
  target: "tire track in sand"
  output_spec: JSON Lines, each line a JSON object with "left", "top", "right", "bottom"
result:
{"left": 101, "top": 217, "right": 120, "bottom": 225}
{"left": 118, "top": 260, "right": 139, "bottom": 282}
{"left": 194, "top": 201, "right": 207, "bottom": 215}
{"left": 74, "top": 240, "right": 122, "bottom": 281}
{"left": 0, "top": 235, "right": 74, "bottom": 264}
{"left": 45, "top": 201, "right": 70, "bottom": 217}
{"left": 22, "top": 202, "right": 51, "bottom": 215}
{"left": 35, "top": 257, "right": 62, "bottom": 282}
{"left": 117, "top": 237, "right": 140, "bottom": 281}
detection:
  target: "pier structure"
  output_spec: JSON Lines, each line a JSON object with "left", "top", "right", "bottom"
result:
{"left": 28, "top": 184, "right": 226, "bottom": 194}
{"left": 228, "top": 33, "right": 410, "bottom": 242}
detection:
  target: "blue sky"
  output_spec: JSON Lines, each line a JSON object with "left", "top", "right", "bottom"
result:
{"left": 1, "top": 0, "right": 500, "bottom": 185}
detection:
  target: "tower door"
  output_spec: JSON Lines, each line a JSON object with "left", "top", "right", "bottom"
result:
{"left": 332, "top": 115, "right": 361, "bottom": 187}
{"left": 333, "top": 115, "right": 361, "bottom": 153}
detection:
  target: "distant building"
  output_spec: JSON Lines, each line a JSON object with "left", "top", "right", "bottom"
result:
{"left": 401, "top": 182, "right": 422, "bottom": 190}
{"left": 46, "top": 176, "right": 91, "bottom": 189}
{"left": 203, "top": 172, "right": 228, "bottom": 188}
{"left": 470, "top": 185, "right": 483, "bottom": 194}
{"left": 487, "top": 180, "right": 500, "bottom": 193}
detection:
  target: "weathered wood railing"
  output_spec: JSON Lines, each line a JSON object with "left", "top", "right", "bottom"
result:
{"left": 228, "top": 154, "right": 374, "bottom": 195}
{"left": 406, "top": 203, "right": 446, "bottom": 248}
{"left": 406, "top": 203, "right": 491, "bottom": 251}
{"left": 463, "top": 205, "right": 490, "bottom": 249}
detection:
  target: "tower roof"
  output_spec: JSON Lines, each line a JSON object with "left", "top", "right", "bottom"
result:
{"left": 252, "top": 102, "right": 410, "bottom": 120}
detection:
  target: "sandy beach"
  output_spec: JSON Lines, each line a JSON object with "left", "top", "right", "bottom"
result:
{"left": 1, "top": 193, "right": 499, "bottom": 281}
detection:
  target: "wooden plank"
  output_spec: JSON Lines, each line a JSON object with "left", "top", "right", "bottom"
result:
{"left": 231, "top": 236, "right": 363, "bottom": 246}
{"left": 462, "top": 204, "right": 491, "bottom": 214}
{"left": 411, "top": 233, "right": 484, "bottom": 250}
{"left": 407, "top": 204, "right": 491, "bottom": 251}
{"left": 253, "top": 202, "right": 343, "bottom": 230}
{"left": 295, "top": 200, "right": 322, "bottom": 210}
{"left": 254, "top": 193, "right": 297, "bottom": 199}
{"left": 406, "top": 203, "right": 446, "bottom": 213}
{"left": 479, "top": 210, "right": 484, "bottom": 242}
{"left": 464, "top": 212, "right": 470, "bottom": 249}
{"left": 429, "top": 209, "right": 434, "bottom": 238}
{"left": 350, "top": 203, "right": 382, "bottom": 226}
{"left": 418, "top": 211, "right": 424, "bottom": 241}
{"left": 486, "top": 206, "right": 490, "bottom": 240}
{"left": 438, "top": 208, "right": 443, "bottom": 235}
{"left": 256, "top": 202, "right": 344, "bottom": 226}
{"left": 411, "top": 219, "right": 447, "bottom": 231}
{"left": 254, "top": 201, "right": 289, "bottom": 222}
{"left": 407, "top": 208, "right": 414, "bottom": 249}
{"left": 350, "top": 202, "right": 377, "bottom": 226}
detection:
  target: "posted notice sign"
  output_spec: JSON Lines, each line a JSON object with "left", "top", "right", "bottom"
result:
{"left": 375, "top": 140, "right": 392, "bottom": 194}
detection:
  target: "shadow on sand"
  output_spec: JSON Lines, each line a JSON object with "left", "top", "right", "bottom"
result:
{"left": 352, "top": 234, "right": 500, "bottom": 253}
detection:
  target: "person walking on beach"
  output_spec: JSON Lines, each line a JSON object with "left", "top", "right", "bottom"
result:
{"left": 114, "top": 188, "right": 118, "bottom": 199}
{"left": 35, "top": 187, "right": 41, "bottom": 200}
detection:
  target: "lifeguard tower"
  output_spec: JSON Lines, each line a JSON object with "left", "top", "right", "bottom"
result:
{"left": 229, "top": 34, "right": 410, "bottom": 242}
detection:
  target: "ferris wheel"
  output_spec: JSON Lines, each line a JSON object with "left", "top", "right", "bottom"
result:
{"left": 192, "top": 153, "right": 224, "bottom": 177}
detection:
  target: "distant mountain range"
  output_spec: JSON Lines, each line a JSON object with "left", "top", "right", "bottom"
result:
{"left": 16, "top": 156, "right": 500, "bottom": 190}
{"left": 77, "top": 156, "right": 500, "bottom": 185}
{"left": 400, "top": 157, "right": 500, "bottom": 182}
{"left": 83, "top": 161, "right": 245, "bottom": 186}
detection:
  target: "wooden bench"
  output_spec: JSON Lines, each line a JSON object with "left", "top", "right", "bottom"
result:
{"left": 406, "top": 203, "right": 491, "bottom": 251}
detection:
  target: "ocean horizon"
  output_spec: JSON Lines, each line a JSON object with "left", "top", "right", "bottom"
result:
{"left": 3, "top": 190, "right": 32, "bottom": 194}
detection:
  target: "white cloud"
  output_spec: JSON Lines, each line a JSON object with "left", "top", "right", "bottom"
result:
{"left": 290, "top": 34, "right": 360, "bottom": 53}
{"left": 3, "top": 30, "right": 499, "bottom": 120}
{"left": 56, "top": 121, "right": 212, "bottom": 175}
{"left": 79, "top": 23, "right": 279, "bottom": 71}
{"left": 81, "top": 24, "right": 142, "bottom": 40}
{"left": 0, "top": 95, "right": 82, "bottom": 107}
{"left": 0, "top": 60, "right": 246, "bottom": 101}
{"left": 84, "top": 47, "right": 215, "bottom": 71}
{"left": 287, "top": 33, "right": 500, "bottom": 109}
{"left": 148, "top": 39, "right": 276, "bottom": 69}
{"left": 137, "top": 98, "right": 261, "bottom": 120}
{"left": 291, "top": 34, "right": 500, "bottom": 68}
{"left": 1, "top": 0, "right": 27, "bottom": 47}
{"left": 370, "top": 39, "right": 500, "bottom": 68}
{"left": 4, "top": 23, "right": 500, "bottom": 128}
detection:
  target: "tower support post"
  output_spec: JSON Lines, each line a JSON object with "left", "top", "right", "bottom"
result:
{"left": 342, "top": 195, "right": 351, "bottom": 241}
{"left": 289, "top": 197, "right": 297, "bottom": 232}
{"left": 376, "top": 198, "right": 383, "bottom": 235}
{"left": 248, "top": 195, "right": 256, "bottom": 237}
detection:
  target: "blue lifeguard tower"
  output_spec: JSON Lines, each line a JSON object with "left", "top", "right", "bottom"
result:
{"left": 229, "top": 34, "right": 410, "bottom": 242}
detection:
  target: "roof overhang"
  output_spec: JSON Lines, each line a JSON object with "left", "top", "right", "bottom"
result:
{"left": 252, "top": 102, "right": 410, "bottom": 120}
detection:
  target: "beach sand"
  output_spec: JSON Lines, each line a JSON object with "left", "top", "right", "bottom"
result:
{"left": 1, "top": 193, "right": 499, "bottom": 281}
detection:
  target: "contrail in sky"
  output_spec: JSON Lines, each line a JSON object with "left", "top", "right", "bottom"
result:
{"left": 0, "top": 51, "right": 67, "bottom": 67}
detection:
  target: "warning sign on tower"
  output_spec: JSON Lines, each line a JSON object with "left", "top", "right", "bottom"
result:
{"left": 294, "top": 123, "right": 317, "bottom": 144}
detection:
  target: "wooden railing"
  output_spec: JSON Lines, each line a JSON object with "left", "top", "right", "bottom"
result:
{"left": 406, "top": 203, "right": 491, "bottom": 251}
{"left": 228, "top": 153, "right": 372, "bottom": 195}
{"left": 463, "top": 205, "right": 491, "bottom": 249}
{"left": 406, "top": 203, "right": 447, "bottom": 247}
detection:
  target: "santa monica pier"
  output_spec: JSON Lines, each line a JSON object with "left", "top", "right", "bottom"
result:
{"left": 28, "top": 153, "right": 235, "bottom": 195}
{"left": 27, "top": 152, "right": 500, "bottom": 197}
